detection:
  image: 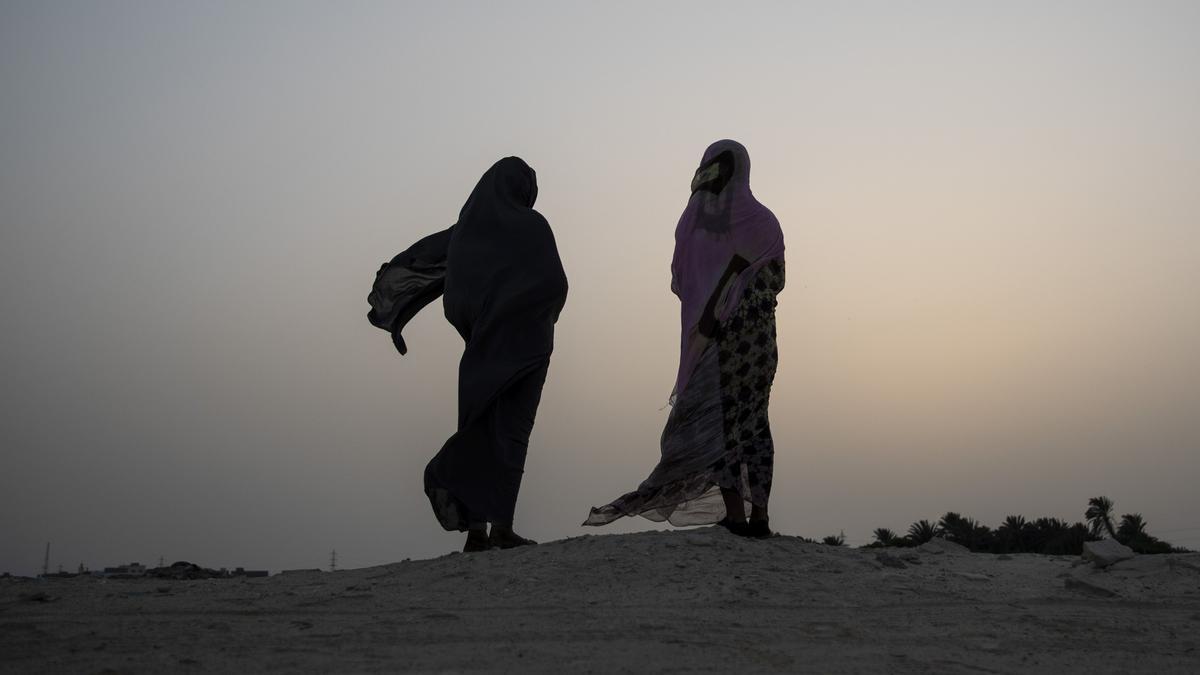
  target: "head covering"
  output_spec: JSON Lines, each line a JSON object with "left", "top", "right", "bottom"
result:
{"left": 670, "top": 140, "right": 784, "bottom": 398}
{"left": 366, "top": 157, "right": 555, "bottom": 359}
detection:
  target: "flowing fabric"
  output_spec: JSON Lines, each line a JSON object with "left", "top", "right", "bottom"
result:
{"left": 368, "top": 157, "right": 567, "bottom": 531}
{"left": 584, "top": 140, "right": 784, "bottom": 527}
{"left": 367, "top": 227, "right": 453, "bottom": 355}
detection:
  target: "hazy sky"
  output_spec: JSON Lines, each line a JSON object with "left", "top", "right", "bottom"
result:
{"left": 3, "top": 1, "right": 1199, "bottom": 575}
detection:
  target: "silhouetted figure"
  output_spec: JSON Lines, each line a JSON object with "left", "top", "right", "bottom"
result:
{"left": 369, "top": 157, "right": 567, "bottom": 552}
{"left": 585, "top": 140, "right": 784, "bottom": 537}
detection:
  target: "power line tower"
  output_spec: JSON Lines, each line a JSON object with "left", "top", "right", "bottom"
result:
{"left": 329, "top": 549, "right": 337, "bottom": 573}
{"left": 42, "top": 542, "right": 50, "bottom": 577}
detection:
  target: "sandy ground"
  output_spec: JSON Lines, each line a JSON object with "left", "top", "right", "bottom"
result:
{"left": 3, "top": 528, "right": 1200, "bottom": 674}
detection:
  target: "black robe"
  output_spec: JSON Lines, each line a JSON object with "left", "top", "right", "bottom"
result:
{"left": 368, "top": 157, "right": 567, "bottom": 530}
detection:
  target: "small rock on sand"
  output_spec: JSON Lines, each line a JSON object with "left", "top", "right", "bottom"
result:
{"left": 1064, "top": 577, "right": 1118, "bottom": 598}
{"left": 876, "top": 553, "right": 907, "bottom": 569}
{"left": 1082, "top": 539, "right": 1135, "bottom": 568}
{"left": 1109, "top": 556, "right": 1170, "bottom": 575}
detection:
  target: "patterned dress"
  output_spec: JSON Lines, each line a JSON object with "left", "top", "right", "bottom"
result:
{"left": 711, "top": 258, "right": 784, "bottom": 507}
{"left": 584, "top": 259, "right": 784, "bottom": 525}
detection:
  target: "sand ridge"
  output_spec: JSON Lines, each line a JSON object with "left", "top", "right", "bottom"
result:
{"left": 3, "top": 527, "right": 1200, "bottom": 673}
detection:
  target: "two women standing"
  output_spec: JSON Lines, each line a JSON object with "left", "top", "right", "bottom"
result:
{"left": 369, "top": 141, "right": 783, "bottom": 551}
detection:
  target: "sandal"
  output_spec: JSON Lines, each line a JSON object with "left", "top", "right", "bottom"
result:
{"left": 746, "top": 519, "right": 775, "bottom": 539}
{"left": 489, "top": 530, "right": 537, "bottom": 550}
{"left": 463, "top": 531, "right": 492, "bottom": 553}
{"left": 717, "top": 516, "right": 750, "bottom": 536}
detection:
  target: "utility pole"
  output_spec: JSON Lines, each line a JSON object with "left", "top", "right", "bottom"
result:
{"left": 329, "top": 549, "right": 337, "bottom": 573}
{"left": 42, "top": 542, "right": 50, "bottom": 577}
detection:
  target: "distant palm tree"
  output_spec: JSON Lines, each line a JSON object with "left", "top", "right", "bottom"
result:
{"left": 1001, "top": 515, "right": 1026, "bottom": 532}
{"left": 1117, "top": 513, "right": 1147, "bottom": 542}
{"left": 907, "top": 519, "right": 940, "bottom": 544}
{"left": 998, "top": 515, "right": 1028, "bottom": 553}
{"left": 939, "top": 512, "right": 994, "bottom": 551}
{"left": 872, "top": 528, "right": 898, "bottom": 546}
{"left": 822, "top": 531, "right": 846, "bottom": 547}
{"left": 1029, "top": 517, "right": 1081, "bottom": 555}
{"left": 939, "top": 512, "right": 964, "bottom": 531}
{"left": 939, "top": 512, "right": 971, "bottom": 542}
{"left": 1085, "top": 496, "right": 1118, "bottom": 539}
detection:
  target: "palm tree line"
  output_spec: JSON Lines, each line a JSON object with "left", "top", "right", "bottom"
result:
{"left": 814, "top": 496, "right": 1187, "bottom": 555}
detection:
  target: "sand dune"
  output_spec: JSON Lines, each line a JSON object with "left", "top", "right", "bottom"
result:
{"left": 3, "top": 528, "right": 1200, "bottom": 673}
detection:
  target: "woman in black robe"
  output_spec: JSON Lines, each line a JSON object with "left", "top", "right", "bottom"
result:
{"left": 368, "top": 157, "right": 568, "bottom": 552}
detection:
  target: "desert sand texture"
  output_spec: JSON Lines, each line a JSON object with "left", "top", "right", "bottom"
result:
{"left": 3, "top": 527, "right": 1200, "bottom": 674}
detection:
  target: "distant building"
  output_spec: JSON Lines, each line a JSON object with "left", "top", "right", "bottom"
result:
{"left": 84, "top": 561, "right": 269, "bottom": 579}
{"left": 101, "top": 562, "right": 147, "bottom": 578}
{"left": 232, "top": 567, "right": 269, "bottom": 578}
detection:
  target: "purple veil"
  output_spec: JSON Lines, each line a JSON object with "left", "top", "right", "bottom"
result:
{"left": 671, "top": 140, "right": 785, "bottom": 400}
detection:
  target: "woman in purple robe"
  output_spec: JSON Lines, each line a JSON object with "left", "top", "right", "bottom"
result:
{"left": 585, "top": 140, "right": 785, "bottom": 537}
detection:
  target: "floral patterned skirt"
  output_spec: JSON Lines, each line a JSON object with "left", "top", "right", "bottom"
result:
{"left": 711, "top": 258, "right": 783, "bottom": 507}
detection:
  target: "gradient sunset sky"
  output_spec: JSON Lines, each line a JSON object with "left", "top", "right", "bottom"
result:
{"left": 2, "top": 1, "right": 1198, "bottom": 575}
